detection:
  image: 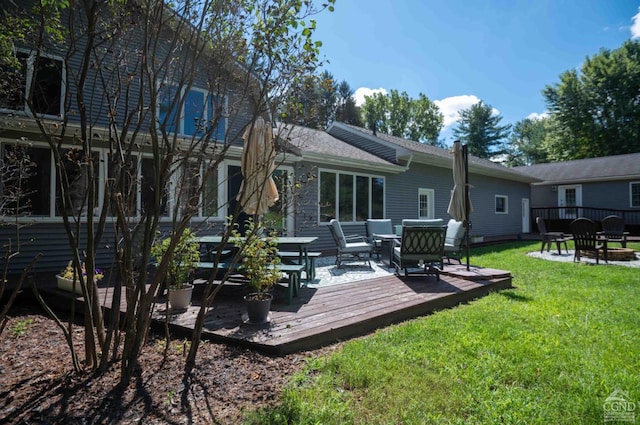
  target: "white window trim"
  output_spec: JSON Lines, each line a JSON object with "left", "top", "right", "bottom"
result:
{"left": 495, "top": 194, "right": 508, "bottom": 214}
{"left": 630, "top": 181, "right": 640, "bottom": 208}
{"left": 317, "top": 168, "right": 385, "bottom": 224}
{"left": 0, "top": 50, "right": 66, "bottom": 119}
{"left": 418, "top": 188, "right": 435, "bottom": 219}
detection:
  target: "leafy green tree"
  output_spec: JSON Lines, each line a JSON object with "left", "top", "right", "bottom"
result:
{"left": 453, "top": 101, "right": 511, "bottom": 159}
{"left": 408, "top": 93, "right": 444, "bottom": 146}
{"left": 543, "top": 40, "right": 640, "bottom": 159}
{"left": 505, "top": 116, "right": 551, "bottom": 166}
{"left": 361, "top": 91, "right": 389, "bottom": 134}
{"left": 387, "top": 90, "right": 412, "bottom": 137}
{"left": 361, "top": 90, "right": 443, "bottom": 144}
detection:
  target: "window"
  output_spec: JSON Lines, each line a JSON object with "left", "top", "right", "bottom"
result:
{"left": 1, "top": 144, "right": 51, "bottom": 216}
{"left": 0, "top": 51, "right": 64, "bottom": 117}
{"left": 108, "top": 153, "right": 139, "bottom": 217}
{"left": 158, "top": 84, "right": 226, "bottom": 140}
{"left": 495, "top": 195, "right": 508, "bottom": 214}
{"left": 0, "top": 144, "right": 102, "bottom": 217}
{"left": 631, "top": 182, "right": 640, "bottom": 208}
{"left": 319, "top": 170, "right": 384, "bottom": 222}
{"left": 418, "top": 188, "right": 435, "bottom": 219}
{"left": 56, "top": 148, "right": 99, "bottom": 216}
{"left": 263, "top": 169, "right": 290, "bottom": 234}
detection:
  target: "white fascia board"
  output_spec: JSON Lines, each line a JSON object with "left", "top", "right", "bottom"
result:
{"left": 302, "top": 151, "right": 406, "bottom": 174}
{"left": 531, "top": 174, "right": 640, "bottom": 186}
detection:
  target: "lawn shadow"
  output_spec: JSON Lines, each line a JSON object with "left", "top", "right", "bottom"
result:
{"left": 498, "top": 290, "right": 532, "bottom": 302}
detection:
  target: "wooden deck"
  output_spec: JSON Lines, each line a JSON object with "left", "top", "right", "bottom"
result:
{"left": 86, "top": 264, "right": 512, "bottom": 354}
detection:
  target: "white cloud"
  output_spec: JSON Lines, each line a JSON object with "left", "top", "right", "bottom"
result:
{"left": 526, "top": 111, "right": 549, "bottom": 121}
{"left": 434, "top": 95, "right": 481, "bottom": 128}
{"left": 354, "top": 87, "right": 388, "bottom": 107}
{"left": 632, "top": 8, "right": 640, "bottom": 39}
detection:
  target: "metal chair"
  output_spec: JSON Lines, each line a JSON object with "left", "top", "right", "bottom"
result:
{"left": 392, "top": 225, "right": 446, "bottom": 279}
{"left": 600, "top": 215, "right": 628, "bottom": 248}
{"left": 536, "top": 217, "right": 570, "bottom": 255}
{"left": 444, "top": 219, "right": 466, "bottom": 264}
{"left": 570, "top": 218, "right": 607, "bottom": 264}
{"left": 328, "top": 219, "right": 372, "bottom": 268}
{"left": 365, "top": 219, "right": 393, "bottom": 260}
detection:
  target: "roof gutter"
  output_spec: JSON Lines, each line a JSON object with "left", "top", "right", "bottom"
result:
{"left": 302, "top": 151, "right": 406, "bottom": 174}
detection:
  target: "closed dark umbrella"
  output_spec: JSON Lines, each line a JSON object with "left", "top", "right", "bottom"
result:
{"left": 237, "top": 117, "right": 279, "bottom": 216}
{"left": 447, "top": 140, "right": 473, "bottom": 270}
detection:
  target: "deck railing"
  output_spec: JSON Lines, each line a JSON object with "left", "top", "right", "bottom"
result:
{"left": 532, "top": 207, "right": 640, "bottom": 235}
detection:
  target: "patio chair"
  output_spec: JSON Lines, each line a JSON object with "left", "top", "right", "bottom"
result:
{"left": 365, "top": 219, "right": 393, "bottom": 260}
{"left": 392, "top": 225, "right": 446, "bottom": 279}
{"left": 570, "top": 218, "right": 608, "bottom": 264}
{"left": 600, "top": 215, "right": 628, "bottom": 248}
{"left": 444, "top": 219, "right": 466, "bottom": 264}
{"left": 328, "top": 219, "right": 372, "bottom": 268}
{"left": 536, "top": 217, "right": 570, "bottom": 255}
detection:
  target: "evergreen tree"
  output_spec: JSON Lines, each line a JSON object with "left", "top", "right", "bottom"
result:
{"left": 453, "top": 101, "right": 511, "bottom": 159}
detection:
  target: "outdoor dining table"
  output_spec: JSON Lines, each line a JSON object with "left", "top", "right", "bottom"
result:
{"left": 373, "top": 233, "right": 401, "bottom": 267}
{"left": 195, "top": 235, "right": 318, "bottom": 282}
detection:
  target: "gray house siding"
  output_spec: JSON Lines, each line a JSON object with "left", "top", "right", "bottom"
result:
{"left": 0, "top": 10, "right": 260, "bottom": 277}
{"left": 467, "top": 175, "right": 530, "bottom": 237}
{"left": 531, "top": 180, "right": 640, "bottom": 211}
{"left": 387, "top": 164, "right": 529, "bottom": 238}
{"left": 385, "top": 164, "right": 452, "bottom": 225}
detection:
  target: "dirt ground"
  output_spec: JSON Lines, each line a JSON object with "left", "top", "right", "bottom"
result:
{"left": 0, "top": 295, "right": 336, "bottom": 424}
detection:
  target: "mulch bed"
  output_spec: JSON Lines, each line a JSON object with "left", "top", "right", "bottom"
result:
{"left": 0, "top": 295, "right": 338, "bottom": 424}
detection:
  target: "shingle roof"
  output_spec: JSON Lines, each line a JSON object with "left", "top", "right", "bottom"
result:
{"left": 513, "top": 152, "right": 640, "bottom": 183}
{"left": 333, "top": 123, "right": 538, "bottom": 183}
{"left": 275, "top": 124, "right": 400, "bottom": 170}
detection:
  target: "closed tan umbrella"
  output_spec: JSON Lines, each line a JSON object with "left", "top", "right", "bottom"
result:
{"left": 237, "top": 117, "right": 279, "bottom": 216}
{"left": 447, "top": 141, "right": 472, "bottom": 221}
{"left": 447, "top": 140, "right": 473, "bottom": 269}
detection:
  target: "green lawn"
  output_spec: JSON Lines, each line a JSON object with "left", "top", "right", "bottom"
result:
{"left": 249, "top": 241, "right": 640, "bottom": 424}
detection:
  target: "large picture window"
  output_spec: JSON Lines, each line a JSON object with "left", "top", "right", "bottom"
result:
{"left": 0, "top": 51, "right": 64, "bottom": 117}
{"left": 319, "top": 170, "right": 384, "bottom": 223}
{"left": 631, "top": 182, "right": 640, "bottom": 208}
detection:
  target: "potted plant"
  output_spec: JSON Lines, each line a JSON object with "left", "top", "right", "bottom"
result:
{"left": 151, "top": 228, "right": 200, "bottom": 310}
{"left": 56, "top": 260, "right": 104, "bottom": 295}
{"left": 231, "top": 219, "right": 281, "bottom": 323}
{"left": 57, "top": 261, "right": 104, "bottom": 295}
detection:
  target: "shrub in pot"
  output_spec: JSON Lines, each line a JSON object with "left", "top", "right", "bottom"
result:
{"left": 151, "top": 228, "right": 200, "bottom": 310}
{"left": 231, "top": 219, "right": 281, "bottom": 323}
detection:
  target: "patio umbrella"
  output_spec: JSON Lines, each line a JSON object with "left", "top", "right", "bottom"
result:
{"left": 237, "top": 117, "right": 279, "bottom": 217}
{"left": 447, "top": 140, "right": 473, "bottom": 270}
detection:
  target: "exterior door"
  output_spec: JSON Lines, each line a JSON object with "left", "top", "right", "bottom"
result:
{"left": 558, "top": 185, "right": 582, "bottom": 219}
{"left": 521, "top": 198, "right": 530, "bottom": 233}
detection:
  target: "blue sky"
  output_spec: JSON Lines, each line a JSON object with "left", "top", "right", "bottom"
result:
{"left": 312, "top": 1, "right": 640, "bottom": 144}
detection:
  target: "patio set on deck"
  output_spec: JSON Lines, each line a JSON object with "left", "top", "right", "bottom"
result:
{"left": 536, "top": 215, "right": 632, "bottom": 264}
{"left": 328, "top": 217, "right": 467, "bottom": 280}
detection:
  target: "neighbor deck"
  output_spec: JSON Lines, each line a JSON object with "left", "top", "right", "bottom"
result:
{"left": 72, "top": 264, "right": 511, "bottom": 354}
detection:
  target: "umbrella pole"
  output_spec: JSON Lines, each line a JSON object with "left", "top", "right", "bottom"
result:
{"left": 463, "top": 144, "right": 470, "bottom": 271}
